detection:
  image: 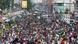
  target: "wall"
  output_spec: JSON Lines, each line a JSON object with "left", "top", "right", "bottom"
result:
{"left": 31, "top": 0, "right": 43, "bottom": 4}
{"left": 53, "top": 0, "right": 75, "bottom": 12}
{"left": 54, "top": 0, "right": 64, "bottom": 3}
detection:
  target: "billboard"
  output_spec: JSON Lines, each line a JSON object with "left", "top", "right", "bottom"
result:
{"left": 21, "top": 1, "right": 27, "bottom": 8}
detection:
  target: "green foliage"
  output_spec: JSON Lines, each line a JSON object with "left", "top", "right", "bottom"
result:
{"left": 5, "top": 23, "right": 11, "bottom": 29}
{"left": 0, "top": 0, "right": 10, "bottom": 10}
{"left": 27, "top": 0, "right": 32, "bottom": 9}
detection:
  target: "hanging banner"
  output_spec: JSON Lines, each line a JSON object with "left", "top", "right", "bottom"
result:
{"left": 22, "top": 1, "right": 27, "bottom": 8}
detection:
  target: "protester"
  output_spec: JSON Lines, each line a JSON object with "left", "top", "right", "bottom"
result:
{"left": 0, "top": 10, "right": 77, "bottom": 44}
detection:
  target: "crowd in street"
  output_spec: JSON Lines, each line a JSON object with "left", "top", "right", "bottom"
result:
{"left": 0, "top": 11, "right": 77, "bottom": 44}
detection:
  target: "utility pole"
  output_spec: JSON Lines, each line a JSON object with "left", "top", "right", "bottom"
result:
{"left": 48, "top": 0, "right": 53, "bottom": 14}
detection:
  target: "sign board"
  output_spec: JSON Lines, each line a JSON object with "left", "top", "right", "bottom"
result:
{"left": 22, "top": 1, "right": 27, "bottom": 8}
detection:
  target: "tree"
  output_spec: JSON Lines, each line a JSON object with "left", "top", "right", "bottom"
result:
{"left": 0, "top": 0, "right": 10, "bottom": 10}
{"left": 0, "top": 0, "right": 4, "bottom": 9}
{"left": 27, "top": 0, "right": 32, "bottom": 9}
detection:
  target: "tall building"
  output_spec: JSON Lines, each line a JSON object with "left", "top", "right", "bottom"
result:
{"left": 31, "top": 0, "right": 43, "bottom": 4}
{"left": 48, "top": 0, "right": 53, "bottom": 13}
{"left": 53, "top": 0, "right": 75, "bottom": 13}
{"left": 75, "top": 0, "right": 78, "bottom": 10}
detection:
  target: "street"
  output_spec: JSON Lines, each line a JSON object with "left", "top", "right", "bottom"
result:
{"left": 0, "top": 0, "right": 78, "bottom": 44}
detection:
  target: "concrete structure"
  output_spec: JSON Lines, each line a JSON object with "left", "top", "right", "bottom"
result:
{"left": 52, "top": 0, "right": 75, "bottom": 24}
{"left": 31, "top": 0, "right": 43, "bottom": 4}
{"left": 75, "top": 0, "right": 78, "bottom": 10}
{"left": 53, "top": 0, "right": 75, "bottom": 13}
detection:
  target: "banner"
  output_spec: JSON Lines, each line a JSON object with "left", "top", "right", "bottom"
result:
{"left": 22, "top": 1, "right": 27, "bottom": 8}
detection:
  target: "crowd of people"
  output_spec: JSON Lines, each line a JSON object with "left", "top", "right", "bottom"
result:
{"left": 0, "top": 10, "right": 77, "bottom": 44}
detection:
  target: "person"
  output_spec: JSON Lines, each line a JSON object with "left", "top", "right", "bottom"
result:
{"left": 60, "top": 37, "right": 65, "bottom": 44}
{"left": 27, "top": 40, "right": 34, "bottom": 44}
{"left": 60, "top": 35, "right": 67, "bottom": 44}
{"left": 65, "top": 8, "right": 69, "bottom": 14}
{"left": 0, "top": 9, "right": 2, "bottom": 15}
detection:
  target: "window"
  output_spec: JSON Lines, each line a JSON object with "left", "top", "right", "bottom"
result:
{"left": 57, "top": 3, "right": 64, "bottom": 6}
{"left": 54, "top": 3, "right": 64, "bottom": 6}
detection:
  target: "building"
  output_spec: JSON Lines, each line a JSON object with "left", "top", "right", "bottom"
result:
{"left": 75, "top": 0, "right": 78, "bottom": 10}
{"left": 31, "top": 0, "right": 43, "bottom": 4}
{"left": 53, "top": 0, "right": 75, "bottom": 13}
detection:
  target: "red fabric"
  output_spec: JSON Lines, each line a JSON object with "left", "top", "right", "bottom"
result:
{"left": 43, "top": 31, "right": 47, "bottom": 37}
{"left": 61, "top": 40, "right": 64, "bottom": 44}
{"left": 34, "top": 42, "right": 36, "bottom": 44}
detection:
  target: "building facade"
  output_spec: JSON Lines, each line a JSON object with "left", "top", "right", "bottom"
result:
{"left": 75, "top": 0, "right": 78, "bottom": 10}
{"left": 31, "top": 0, "right": 43, "bottom": 4}
{"left": 53, "top": 0, "right": 75, "bottom": 13}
